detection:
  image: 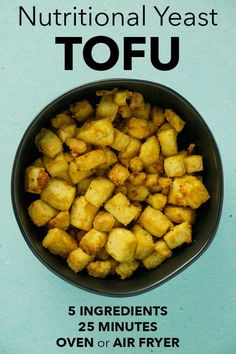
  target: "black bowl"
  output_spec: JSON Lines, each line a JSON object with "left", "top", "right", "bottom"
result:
{"left": 11, "top": 79, "right": 223, "bottom": 296}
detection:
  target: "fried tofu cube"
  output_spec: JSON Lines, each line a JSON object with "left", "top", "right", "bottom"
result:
{"left": 104, "top": 193, "right": 139, "bottom": 226}
{"left": 41, "top": 178, "right": 76, "bottom": 210}
{"left": 151, "top": 106, "right": 165, "bottom": 128}
{"left": 67, "top": 247, "right": 94, "bottom": 272}
{"left": 139, "top": 136, "right": 160, "bottom": 166}
{"left": 51, "top": 112, "right": 74, "bottom": 128}
{"left": 119, "top": 105, "right": 133, "bottom": 118}
{"left": 115, "top": 260, "right": 139, "bottom": 280}
{"left": 47, "top": 210, "right": 70, "bottom": 230}
{"left": 143, "top": 240, "right": 172, "bottom": 269}
{"left": 127, "top": 184, "right": 149, "bottom": 202}
{"left": 132, "top": 224, "right": 154, "bottom": 260}
{"left": 98, "top": 147, "right": 118, "bottom": 169}
{"left": 35, "top": 128, "right": 62, "bottom": 158}
{"left": 65, "top": 138, "right": 88, "bottom": 155}
{"left": 184, "top": 155, "right": 203, "bottom": 174}
{"left": 118, "top": 137, "right": 141, "bottom": 160}
{"left": 25, "top": 166, "right": 49, "bottom": 194}
{"left": 146, "top": 193, "right": 167, "bottom": 210}
{"left": 110, "top": 128, "right": 130, "bottom": 151}
{"left": 129, "top": 156, "right": 143, "bottom": 173}
{"left": 43, "top": 152, "right": 69, "bottom": 178}
{"left": 128, "top": 172, "right": 146, "bottom": 186}
{"left": 96, "top": 95, "right": 119, "bottom": 121}
{"left": 80, "top": 228, "right": 107, "bottom": 255}
{"left": 126, "top": 117, "right": 149, "bottom": 139}
{"left": 139, "top": 206, "right": 171, "bottom": 237}
{"left": 76, "top": 118, "right": 114, "bottom": 146}
{"left": 75, "top": 150, "right": 106, "bottom": 170}
{"left": 96, "top": 247, "right": 110, "bottom": 261}
{"left": 93, "top": 211, "right": 116, "bottom": 232}
{"left": 130, "top": 92, "right": 151, "bottom": 120}
{"left": 70, "top": 99, "right": 94, "bottom": 122}
{"left": 106, "top": 228, "right": 137, "bottom": 263}
{"left": 85, "top": 177, "right": 115, "bottom": 207}
{"left": 158, "top": 177, "right": 172, "bottom": 189}
{"left": 28, "top": 199, "right": 57, "bottom": 227}
{"left": 164, "top": 154, "right": 186, "bottom": 177}
{"left": 57, "top": 124, "right": 76, "bottom": 143}
{"left": 77, "top": 176, "right": 95, "bottom": 195}
{"left": 164, "top": 108, "right": 185, "bottom": 132}
{"left": 68, "top": 161, "right": 94, "bottom": 184}
{"left": 168, "top": 175, "right": 210, "bottom": 209}
{"left": 114, "top": 90, "right": 130, "bottom": 105}
{"left": 145, "top": 174, "right": 159, "bottom": 189}
{"left": 157, "top": 129, "right": 178, "bottom": 157}
{"left": 164, "top": 221, "right": 192, "bottom": 249}
{"left": 108, "top": 163, "right": 130, "bottom": 186}
{"left": 70, "top": 196, "right": 98, "bottom": 231}
{"left": 43, "top": 228, "right": 78, "bottom": 258}
{"left": 164, "top": 206, "right": 196, "bottom": 224}
{"left": 87, "top": 260, "right": 111, "bottom": 278}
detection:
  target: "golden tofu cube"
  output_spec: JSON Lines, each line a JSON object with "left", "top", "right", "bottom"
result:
{"left": 75, "top": 150, "right": 106, "bottom": 170}
{"left": 70, "top": 196, "right": 98, "bottom": 231}
{"left": 164, "top": 205, "right": 196, "bottom": 224}
{"left": 118, "top": 137, "right": 141, "bottom": 160}
{"left": 139, "top": 136, "right": 160, "bottom": 166}
{"left": 115, "top": 260, "right": 139, "bottom": 280}
{"left": 51, "top": 112, "right": 74, "bottom": 128}
{"left": 77, "top": 176, "right": 95, "bottom": 195}
{"left": 151, "top": 106, "right": 165, "bottom": 128}
{"left": 47, "top": 210, "right": 70, "bottom": 230}
{"left": 164, "top": 221, "right": 192, "bottom": 249}
{"left": 143, "top": 240, "right": 172, "bottom": 269}
{"left": 96, "top": 96, "right": 119, "bottom": 121}
{"left": 35, "top": 128, "right": 62, "bottom": 158}
{"left": 28, "top": 199, "right": 57, "bottom": 227}
{"left": 87, "top": 260, "right": 111, "bottom": 278}
{"left": 127, "top": 183, "right": 149, "bottom": 202}
{"left": 119, "top": 105, "right": 133, "bottom": 118}
{"left": 126, "top": 117, "right": 149, "bottom": 139}
{"left": 184, "top": 155, "right": 203, "bottom": 174}
{"left": 65, "top": 138, "right": 87, "bottom": 155}
{"left": 139, "top": 206, "right": 171, "bottom": 237}
{"left": 108, "top": 163, "right": 130, "bottom": 186}
{"left": 85, "top": 177, "right": 115, "bottom": 207}
{"left": 93, "top": 211, "right": 116, "bottom": 232}
{"left": 43, "top": 152, "right": 69, "bottom": 178}
{"left": 168, "top": 175, "right": 210, "bottom": 209}
{"left": 57, "top": 124, "right": 76, "bottom": 143}
{"left": 158, "top": 177, "right": 172, "bottom": 188}
{"left": 132, "top": 224, "right": 154, "bottom": 260}
{"left": 67, "top": 247, "right": 94, "bottom": 272}
{"left": 80, "top": 228, "right": 107, "bottom": 255}
{"left": 106, "top": 228, "right": 137, "bottom": 263}
{"left": 110, "top": 128, "right": 130, "bottom": 151}
{"left": 70, "top": 99, "right": 94, "bottom": 122}
{"left": 146, "top": 193, "right": 167, "bottom": 210}
{"left": 128, "top": 172, "right": 146, "bottom": 186}
{"left": 157, "top": 129, "right": 178, "bottom": 157}
{"left": 164, "top": 154, "right": 186, "bottom": 177}
{"left": 24, "top": 166, "right": 49, "bottom": 194}
{"left": 114, "top": 90, "right": 130, "bottom": 105}
{"left": 98, "top": 147, "right": 118, "bottom": 169}
{"left": 104, "top": 193, "right": 139, "bottom": 226}
{"left": 68, "top": 161, "right": 94, "bottom": 184}
{"left": 129, "top": 156, "right": 143, "bottom": 173}
{"left": 164, "top": 109, "right": 185, "bottom": 132}
{"left": 43, "top": 228, "right": 78, "bottom": 258}
{"left": 41, "top": 178, "right": 76, "bottom": 210}
{"left": 76, "top": 118, "right": 114, "bottom": 146}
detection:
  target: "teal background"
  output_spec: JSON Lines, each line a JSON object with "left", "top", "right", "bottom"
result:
{"left": 1, "top": 0, "right": 235, "bottom": 353}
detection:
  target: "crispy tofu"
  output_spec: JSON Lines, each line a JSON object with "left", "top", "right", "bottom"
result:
{"left": 164, "top": 154, "right": 186, "bottom": 177}
{"left": 164, "top": 205, "right": 196, "bottom": 224}
{"left": 87, "top": 260, "right": 111, "bottom": 278}
{"left": 126, "top": 117, "right": 149, "bottom": 139}
{"left": 35, "top": 128, "right": 62, "bottom": 158}
{"left": 168, "top": 175, "right": 210, "bottom": 209}
{"left": 110, "top": 128, "right": 130, "bottom": 151}
{"left": 51, "top": 112, "right": 74, "bottom": 129}
{"left": 25, "top": 166, "right": 49, "bottom": 194}
{"left": 108, "top": 163, "right": 130, "bottom": 186}
{"left": 75, "top": 150, "right": 106, "bottom": 170}
{"left": 164, "top": 221, "right": 192, "bottom": 249}
{"left": 184, "top": 155, "right": 203, "bottom": 174}
{"left": 65, "top": 138, "right": 88, "bottom": 155}
{"left": 67, "top": 247, "right": 94, "bottom": 272}
{"left": 57, "top": 124, "right": 76, "bottom": 143}
{"left": 76, "top": 118, "right": 114, "bottom": 146}
{"left": 139, "top": 136, "right": 160, "bottom": 166}
{"left": 85, "top": 177, "right": 115, "bottom": 207}
{"left": 132, "top": 224, "right": 154, "bottom": 260}
{"left": 139, "top": 206, "right": 171, "bottom": 237}
{"left": 127, "top": 184, "right": 149, "bottom": 202}
{"left": 104, "top": 193, "right": 140, "bottom": 226}
{"left": 28, "top": 199, "right": 57, "bottom": 227}
{"left": 70, "top": 196, "right": 98, "bottom": 231}
{"left": 157, "top": 129, "right": 178, "bottom": 157}
{"left": 43, "top": 228, "right": 77, "bottom": 258}
{"left": 43, "top": 152, "right": 69, "bottom": 178}
{"left": 47, "top": 210, "right": 70, "bottom": 230}
{"left": 41, "top": 178, "right": 76, "bottom": 210}
{"left": 106, "top": 228, "right": 137, "bottom": 263}
{"left": 115, "top": 260, "right": 139, "bottom": 280}
{"left": 143, "top": 240, "right": 172, "bottom": 269}
{"left": 93, "top": 211, "right": 116, "bottom": 232}
{"left": 164, "top": 109, "right": 185, "bottom": 132}
{"left": 80, "top": 228, "right": 107, "bottom": 255}
{"left": 146, "top": 193, "right": 167, "bottom": 210}
{"left": 68, "top": 161, "right": 94, "bottom": 184}
{"left": 70, "top": 99, "right": 94, "bottom": 122}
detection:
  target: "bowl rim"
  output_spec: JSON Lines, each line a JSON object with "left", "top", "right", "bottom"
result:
{"left": 11, "top": 78, "right": 224, "bottom": 296}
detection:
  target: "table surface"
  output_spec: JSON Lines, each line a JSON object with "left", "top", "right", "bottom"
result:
{"left": 1, "top": 1, "right": 236, "bottom": 354}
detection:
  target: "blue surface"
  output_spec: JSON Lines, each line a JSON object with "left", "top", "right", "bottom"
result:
{"left": 1, "top": 1, "right": 236, "bottom": 353}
